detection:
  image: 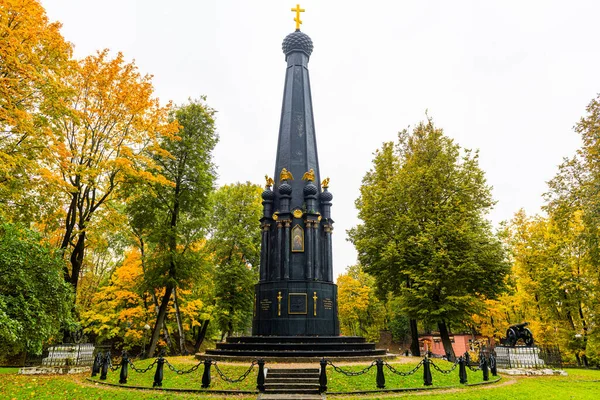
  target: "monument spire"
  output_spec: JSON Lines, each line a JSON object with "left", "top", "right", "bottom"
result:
{"left": 250, "top": 6, "right": 338, "bottom": 337}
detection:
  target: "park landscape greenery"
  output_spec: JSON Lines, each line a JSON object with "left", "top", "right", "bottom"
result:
{"left": 1, "top": 1, "right": 600, "bottom": 398}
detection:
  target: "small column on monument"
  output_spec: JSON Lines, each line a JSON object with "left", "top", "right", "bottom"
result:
{"left": 305, "top": 220, "right": 313, "bottom": 279}
{"left": 283, "top": 220, "right": 291, "bottom": 279}
{"left": 260, "top": 177, "right": 275, "bottom": 282}
{"left": 303, "top": 172, "right": 318, "bottom": 280}
{"left": 313, "top": 220, "right": 320, "bottom": 280}
{"left": 278, "top": 169, "right": 293, "bottom": 280}
{"left": 320, "top": 181, "right": 334, "bottom": 282}
{"left": 275, "top": 220, "right": 282, "bottom": 280}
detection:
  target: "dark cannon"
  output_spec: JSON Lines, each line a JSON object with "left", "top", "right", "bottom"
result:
{"left": 504, "top": 322, "right": 534, "bottom": 347}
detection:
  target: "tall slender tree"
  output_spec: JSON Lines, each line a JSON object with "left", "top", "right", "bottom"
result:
{"left": 209, "top": 182, "right": 262, "bottom": 339}
{"left": 349, "top": 118, "right": 508, "bottom": 359}
{"left": 127, "top": 98, "right": 218, "bottom": 357}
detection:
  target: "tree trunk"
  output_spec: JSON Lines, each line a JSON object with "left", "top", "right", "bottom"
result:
{"left": 147, "top": 285, "right": 174, "bottom": 358}
{"left": 194, "top": 320, "right": 210, "bottom": 353}
{"left": 438, "top": 320, "right": 455, "bottom": 360}
{"left": 409, "top": 318, "right": 420, "bottom": 356}
{"left": 173, "top": 287, "right": 187, "bottom": 355}
{"left": 68, "top": 230, "right": 86, "bottom": 293}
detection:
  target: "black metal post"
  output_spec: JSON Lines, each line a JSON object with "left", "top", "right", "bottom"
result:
{"left": 423, "top": 357, "right": 432, "bottom": 386}
{"left": 489, "top": 353, "right": 497, "bottom": 376}
{"left": 201, "top": 359, "right": 212, "bottom": 388}
{"left": 100, "top": 351, "right": 110, "bottom": 380}
{"left": 481, "top": 355, "right": 489, "bottom": 381}
{"left": 119, "top": 351, "right": 129, "bottom": 384}
{"left": 459, "top": 356, "right": 468, "bottom": 384}
{"left": 319, "top": 358, "right": 328, "bottom": 393}
{"left": 257, "top": 359, "right": 265, "bottom": 392}
{"left": 91, "top": 352, "right": 102, "bottom": 377}
{"left": 376, "top": 359, "right": 385, "bottom": 389}
{"left": 153, "top": 353, "right": 165, "bottom": 387}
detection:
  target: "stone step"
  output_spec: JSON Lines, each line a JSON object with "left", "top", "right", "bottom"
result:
{"left": 265, "top": 383, "right": 320, "bottom": 390}
{"left": 228, "top": 335, "right": 365, "bottom": 344}
{"left": 264, "top": 388, "right": 320, "bottom": 395}
{"left": 266, "top": 377, "right": 319, "bottom": 384}
{"left": 216, "top": 342, "right": 376, "bottom": 350}
{"left": 205, "top": 349, "right": 387, "bottom": 357}
{"left": 267, "top": 372, "right": 320, "bottom": 379}
{"left": 268, "top": 368, "right": 319, "bottom": 373}
{"left": 257, "top": 394, "right": 323, "bottom": 400}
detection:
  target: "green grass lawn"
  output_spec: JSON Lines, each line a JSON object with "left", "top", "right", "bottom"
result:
{"left": 1, "top": 359, "right": 599, "bottom": 399}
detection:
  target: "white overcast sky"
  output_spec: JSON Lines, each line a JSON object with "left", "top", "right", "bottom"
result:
{"left": 42, "top": 0, "right": 600, "bottom": 280}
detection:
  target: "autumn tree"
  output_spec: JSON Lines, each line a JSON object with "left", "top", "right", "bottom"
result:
{"left": 0, "top": 217, "right": 73, "bottom": 358}
{"left": 80, "top": 249, "right": 151, "bottom": 350}
{"left": 210, "top": 182, "right": 262, "bottom": 339}
{"left": 349, "top": 118, "right": 508, "bottom": 359}
{"left": 0, "top": 0, "right": 72, "bottom": 220}
{"left": 42, "top": 50, "right": 177, "bottom": 295}
{"left": 127, "top": 99, "right": 218, "bottom": 357}
{"left": 337, "top": 265, "right": 385, "bottom": 341}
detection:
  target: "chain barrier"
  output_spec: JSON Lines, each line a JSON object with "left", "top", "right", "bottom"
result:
{"left": 213, "top": 360, "right": 257, "bottom": 383}
{"left": 383, "top": 359, "right": 424, "bottom": 376}
{"left": 327, "top": 360, "right": 377, "bottom": 376}
{"left": 429, "top": 358, "right": 459, "bottom": 375}
{"left": 165, "top": 360, "right": 203, "bottom": 375}
{"left": 467, "top": 362, "right": 481, "bottom": 372}
{"left": 108, "top": 358, "right": 121, "bottom": 372}
{"left": 128, "top": 359, "right": 157, "bottom": 373}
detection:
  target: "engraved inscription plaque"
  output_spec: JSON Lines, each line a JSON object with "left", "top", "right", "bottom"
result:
{"left": 323, "top": 298, "right": 333, "bottom": 310}
{"left": 288, "top": 293, "right": 307, "bottom": 314}
{"left": 260, "top": 299, "right": 272, "bottom": 311}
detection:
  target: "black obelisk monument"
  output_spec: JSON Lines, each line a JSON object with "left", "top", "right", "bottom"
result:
{"left": 203, "top": 8, "right": 387, "bottom": 359}
{"left": 252, "top": 23, "right": 339, "bottom": 336}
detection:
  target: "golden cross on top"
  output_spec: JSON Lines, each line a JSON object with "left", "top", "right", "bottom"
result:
{"left": 291, "top": 4, "right": 305, "bottom": 30}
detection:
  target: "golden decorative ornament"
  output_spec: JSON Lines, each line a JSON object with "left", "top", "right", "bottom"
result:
{"left": 318, "top": 215, "right": 322, "bottom": 222}
{"left": 272, "top": 212, "right": 279, "bottom": 221}
{"left": 265, "top": 175, "right": 274, "bottom": 188}
{"left": 291, "top": 4, "right": 305, "bottom": 30}
{"left": 280, "top": 168, "right": 294, "bottom": 181}
{"left": 321, "top": 177, "right": 330, "bottom": 188}
{"left": 292, "top": 209, "right": 303, "bottom": 218}
{"left": 302, "top": 168, "right": 315, "bottom": 182}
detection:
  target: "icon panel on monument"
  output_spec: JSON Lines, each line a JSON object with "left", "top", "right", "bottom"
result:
{"left": 288, "top": 293, "right": 308, "bottom": 314}
{"left": 291, "top": 224, "right": 304, "bottom": 252}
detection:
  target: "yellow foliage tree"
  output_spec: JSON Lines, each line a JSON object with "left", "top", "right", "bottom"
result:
{"left": 0, "top": 0, "right": 72, "bottom": 217}
{"left": 42, "top": 49, "right": 179, "bottom": 294}
{"left": 337, "top": 265, "right": 385, "bottom": 341}
{"left": 81, "top": 249, "right": 152, "bottom": 349}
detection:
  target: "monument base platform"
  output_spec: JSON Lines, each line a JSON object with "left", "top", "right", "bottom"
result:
{"left": 495, "top": 346, "right": 546, "bottom": 368}
{"left": 200, "top": 336, "right": 392, "bottom": 362}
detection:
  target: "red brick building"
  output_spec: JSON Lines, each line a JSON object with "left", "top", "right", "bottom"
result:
{"left": 419, "top": 333, "right": 491, "bottom": 357}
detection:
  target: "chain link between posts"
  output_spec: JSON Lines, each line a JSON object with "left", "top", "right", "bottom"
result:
{"left": 383, "top": 359, "right": 424, "bottom": 376}
{"left": 326, "top": 360, "right": 377, "bottom": 376}
{"left": 128, "top": 359, "right": 157, "bottom": 373}
{"left": 213, "top": 360, "right": 257, "bottom": 383}
{"left": 429, "top": 359, "right": 459, "bottom": 375}
{"left": 164, "top": 360, "right": 203, "bottom": 375}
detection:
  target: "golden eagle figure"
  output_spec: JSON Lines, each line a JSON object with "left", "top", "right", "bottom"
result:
{"left": 265, "top": 175, "right": 274, "bottom": 188}
{"left": 280, "top": 168, "right": 294, "bottom": 182}
{"left": 321, "top": 177, "right": 330, "bottom": 189}
{"left": 302, "top": 168, "right": 315, "bottom": 182}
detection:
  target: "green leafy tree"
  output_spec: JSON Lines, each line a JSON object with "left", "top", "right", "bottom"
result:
{"left": 349, "top": 118, "right": 508, "bottom": 359}
{"left": 0, "top": 217, "right": 73, "bottom": 358}
{"left": 126, "top": 98, "right": 218, "bottom": 357}
{"left": 209, "top": 182, "right": 262, "bottom": 338}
